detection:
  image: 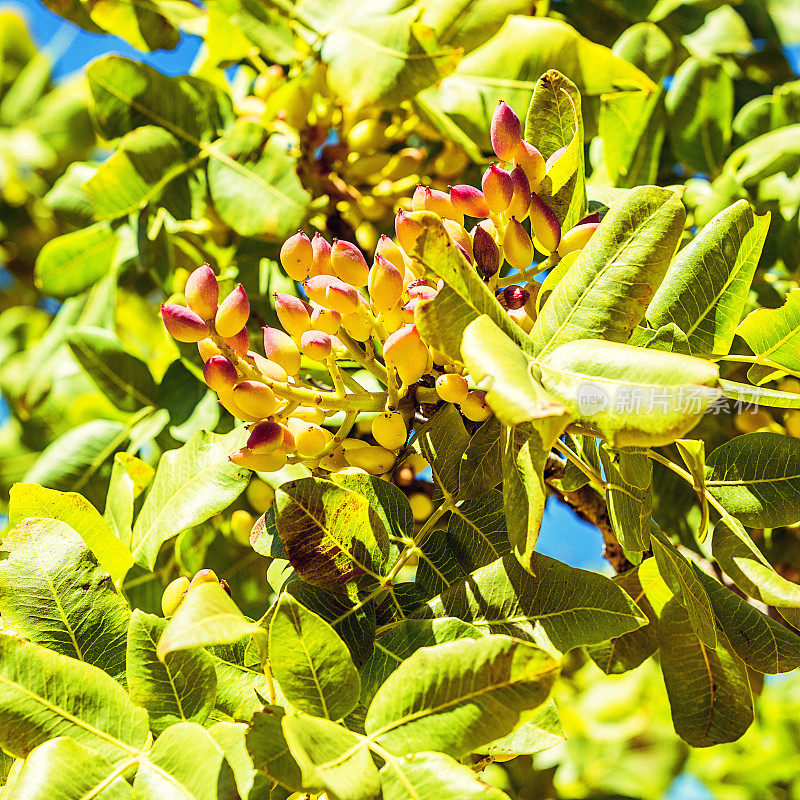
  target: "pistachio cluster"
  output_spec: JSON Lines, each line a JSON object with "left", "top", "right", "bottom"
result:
{"left": 161, "top": 101, "right": 600, "bottom": 478}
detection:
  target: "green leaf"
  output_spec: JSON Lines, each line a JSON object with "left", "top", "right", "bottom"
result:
{"left": 84, "top": 125, "right": 193, "bottom": 220}
{"left": 131, "top": 428, "right": 250, "bottom": 569}
{"left": 34, "top": 222, "right": 118, "bottom": 297}
{"left": 380, "top": 751, "right": 511, "bottom": 800}
{"left": 530, "top": 186, "right": 686, "bottom": 358}
{"left": 417, "top": 0, "right": 531, "bottom": 52}
{"left": 23, "top": 420, "right": 129, "bottom": 495}
{"left": 329, "top": 472, "right": 413, "bottom": 544}
{"left": 477, "top": 701, "right": 564, "bottom": 757}
{"left": 458, "top": 417, "right": 503, "bottom": 498}
{"left": 658, "top": 598, "right": 753, "bottom": 747}
{"left": 711, "top": 516, "right": 800, "bottom": 619}
{"left": 133, "top": 722, "right": 235, "bottom": 800}
{"left": 705, "top": 432, "right": 800, "bottom": 527}
{"left": 0, "top": 517, "right": 130, "bottom": 682}
{"left": 67, "top": 326, "right": 159, "bottom": 412}
{"left": 359, "top": 618, "right": 483, "bottom": 706}
{"left": 207, "top": 642, "right": 272, "bottom": 720}
{"left": 275, "top": 477, "right": 389, "bottom": 588}
{"left": 538, "top": 339, "right": 721, "bottom": 447}
{"left": 207, "top": 125, "right": 310, "bottom": 239}
{"left": 460, "top": 315, "right": 567, "bottom": 427}
{"left": 650, "top": 526, "right": 716, "bottom": 648}
{"left": 524, "top": 71, "right": 586, "bottom": 230}
{"left": 418, "top": 16, "right": 654, "bottom": 151}
{"left": 0, "top": 633, "right": 149, "bottom": 760}
{"left": 87, "top": 56, "right": 233, "bottom": 143}
{"left": 247, "top": 706, "right": 303, "bottom": 795}
{"left": 694, "top": 570, "right": 800, "bottom": 675}
{"left": 8, "top": 483, "right": 133, "bottom": 585}
{"left": 157, "top": 583, "right": 266, "bottom": 660}
{"left": 282, "top": 713, "right": 380, "bottom": 800}
{"left": 598, "top": 447, "right": 653, "bottom": 551}
{"left": 321, "top": 9, "right": 458, "bottom": 110}
{"left": 718, "top": 379, "right": 800, "bottom": 410}
{"left": 365, "top": 635, "right": 558, "bottom": 758}
{"left": 425, "top": 553, "right": 647, "bottom": 654}
{"left": 587, "top": 563, "right": 661, "bottom": 675}
{"left": 676, "top": 439, "right": 709, "bottom": 541}
{"left": 127, "top": 610, "right": 217, "bottom": 734}
{"left": 104, "top": 453, "right": 155, "bottom": 548}
{"left": 502, "top": 421, "right": 562, "bottom": 562}
{"left": 682, "top": 5, "right": 753, "bottom": 59}
{"left": 269, "top": 594, "right": 360, "bottom": 720}
{"left": 647, "top": 201, "right": 770, "bottom": 354}
{"left": 665, "top": 56, "right": 733, "bottom": 174}
{"left": 209, "top": 721, "right": 272, "bottom": 800}
{"left": 414, "top": 404, "right": 469, "bottom": 503}
{"left": 599, "top": 23, "right": 672, "bottom": 187}
{"left": 3, "top": 737, "right": 133, "bottom": 800}
{"left": 737, "top": 288, "right": 800, "bottom": 373}
{"left": 41, "top": 0, "right": 181, "bottom": 51}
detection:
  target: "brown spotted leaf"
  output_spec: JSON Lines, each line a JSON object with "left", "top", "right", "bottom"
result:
{"left": 275, "top": 478, "right": 390, "bottom": 588}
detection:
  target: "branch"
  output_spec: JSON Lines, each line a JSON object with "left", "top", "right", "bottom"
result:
{"left": 544, "top": 455, "right": 633, "bottom": 574}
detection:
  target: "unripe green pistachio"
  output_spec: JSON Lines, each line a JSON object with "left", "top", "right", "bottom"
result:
{"left": 450, "top": 184, "right": 490, "bottom": 218}
{"left": 556, "top": 221, "right": 599, "bottom": 257}
{"left": 408, "top": 492, "right": 434, "bottom": 522}
{"left": 161, "top": 576, "right": 190, "bottom": 617}
{"left": 224, "top": 326, "right": 249, "bottom": 356}
{"left": 507, "top": 166, "right": 531, "bottom": 221}
{"left": 185, "top": 264, "right": 219, "bottom": 320}
{"left": 247, "top": 420, "right": 284, "bottom": 454}
{"left": 503, "top": 218, "right": 533, "bottom": 271}
{"left": 203, "top": 355, "right": 238, "bottom": 393}
{"left": 263, "top": 327, "right": 301, "bottom": 375}
{"left": 371, "top": 411, "right": 407, "bottom": 450}
{"left": 369, "top": 254, "right": 404, "bottom": 314}
{"left": 230, "top": 509, "right": 255, "bottom": 546}
{"left": 395, "top": 209, "right": 424, "bottom": 255}
{"left": 473, "top": 225, "right": 500, "bottom": 279}
{"left": 423, "top": 187, "right": 464, "bottom": 225}
{"left": 230, "top": 446, "right": 288, "bottom": 472}
{"left": 442, "top": 219, "right": 473, "bottom": 261}
{"left": 341, "top": 309, "right": 373, "bottom": 341}
{"left": 304, "top": 275, "right": 360, "bottom": 315}
{"left": 490, "top": 100, "right": 522, "bottom": 162}
{"left": 514, "top": 140, "right": 546, "bottom": 192}
{"left": 291, "top": 420, "right": 329, "bottom": 458}
{"left": 274, "top": 293, "right": 312, "bottom": 337}
{"left": 233, "top": 380, "right": 279, "bottom": 418}
{"left": 246, "top": 478, "right": 275, "bottom": 513}
{"left": 217, "top": 386, "right": 261, "bottom": 422}
{"left": 215, "top": 285, "right": 250, "bottom": 338}
{"left": 344, "top": 444, "right": 396, "bottom": 475}
{"left": 189, "top": 569, "right": 219, "bottom": 591}
{"left": 412, "top": 184, "right": 427, "bottom": 212}
{"left": 374, "top": 234, "right": 406, "bottom": 273}
{"left": 161, "top": 304, "right": 209, "bottom": 342}
{"left": 280, "top": 231, "right": 313, "bottom": 281}
{"left": 310, "top": 305, "right": 341, "bottom": 334}
{"left": 310, "top": 234, "right": 333, "bottom": 277}
{"left": 198, "top": 338, "right": 222, "bottom": 361}
{"left": 331, "top": 240, "right": 369, "bottom": 287}
{"left": 482, "top": 164, "right": 514, "bottom": 213}
{"left": 529, "top": 194, "right": 561, "bottom": 254}
{"left": 460, "top": 390, "right": 492, "bottom": 422}
{"left": 300, "top": 330, "right": 333, "bottom": 362}
{"left": 435, "top": 372, "right": 469, "bottom": 403}
{"left": 384, "top": 324, "right": 429, "bottom": 386}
